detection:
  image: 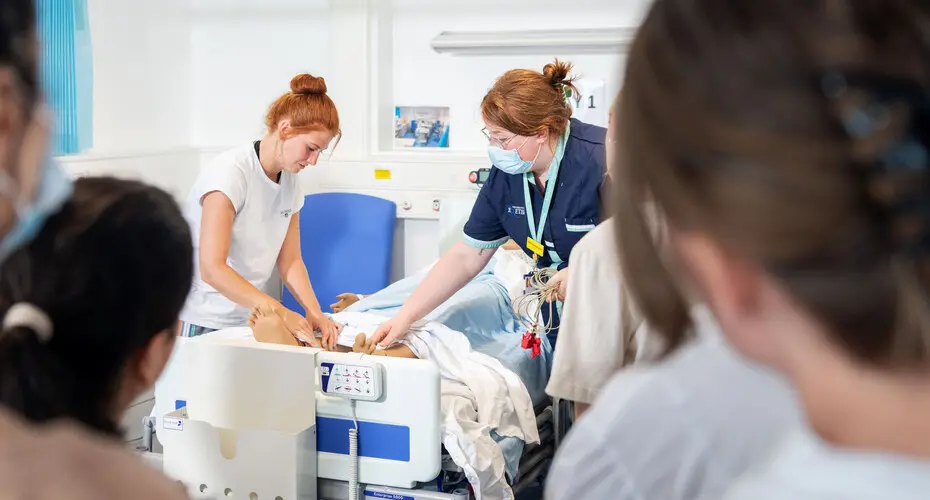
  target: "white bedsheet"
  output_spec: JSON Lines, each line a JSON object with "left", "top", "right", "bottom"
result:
{"left": 401, "top": 320, "right": 539, "bottom": 499}
{"left": 490, "top": 250, "right": 535, "bottom": 303}
{"left": 334, "top": 311, "right": 538, "bottom": 500}
{"left": 205, "top": 312, "right": 538, "bottom": 500}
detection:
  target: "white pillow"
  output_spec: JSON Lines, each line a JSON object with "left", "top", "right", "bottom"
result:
{"left": 491, "top": 250, "right": 535, "bottom": 303}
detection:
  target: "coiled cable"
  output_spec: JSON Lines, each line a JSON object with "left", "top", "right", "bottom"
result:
{"left": 511, "top": 267, "right": 561, "bottom": 336}
{"left": 348, "top": 400, "right": 359, "bottom": 500}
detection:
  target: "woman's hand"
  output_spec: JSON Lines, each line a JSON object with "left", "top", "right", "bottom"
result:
{"left": 369, "top": 315, "right": 414, "bottom": 348}
{"left": 330, "top": 293, "right": 360, "bottom": 313}
{"left": 274, "top": 305, "right": 315, "bottom": 344}
{"left": 307, "top": 311, "right": 341, "bottom": 351}
{"left": 547, "top": 267, "right": 569, "bottom": 302}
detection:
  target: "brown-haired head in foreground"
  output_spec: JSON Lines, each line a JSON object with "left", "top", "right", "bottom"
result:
{"left": 614, "top": 0, "right": 930, "bottom": 366}
{"left": 481, "top": 58, "right": 578, "bottom": 140}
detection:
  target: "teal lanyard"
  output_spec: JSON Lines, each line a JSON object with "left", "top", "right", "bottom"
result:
{"left": 523, "top": 122, "right": 570, "bottom": 267}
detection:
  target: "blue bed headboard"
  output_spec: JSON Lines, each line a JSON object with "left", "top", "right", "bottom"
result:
{"left": 282, "top": 192, "right": 397, "bottom": 315}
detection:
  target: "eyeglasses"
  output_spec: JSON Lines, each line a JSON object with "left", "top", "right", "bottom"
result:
{"left": 481, "top": 127, "right": 518, "bottom": 149}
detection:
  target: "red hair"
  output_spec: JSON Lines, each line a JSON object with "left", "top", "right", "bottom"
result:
{"left": 265, "top": 73, "right": 341, "bottom": 142}
{"left": 481, "top": 58, "right": 578, "bottom": 138}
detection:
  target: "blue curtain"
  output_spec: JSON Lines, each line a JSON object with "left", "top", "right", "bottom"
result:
{"left": 37, "top": 0, "right": 93, "bottom": 155}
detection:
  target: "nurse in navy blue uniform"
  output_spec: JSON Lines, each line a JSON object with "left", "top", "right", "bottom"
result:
{"left": 371, "top": 59, "right": 606, "bottom": 349}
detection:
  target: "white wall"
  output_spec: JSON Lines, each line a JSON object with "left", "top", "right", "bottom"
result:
{"left": 189, "top": 0, "right": 332, "bottom": 147}
{"left": 58, "top": 148, "right": 202, "bottom": 201}
{"left": 74, "top": 0, "right": 646, "bottom": 280}
{"left": 391, "top": 1, "right": 645, "bottom": 152}
{"left": 68, "top": 0, "right": 199, "bottom": 213}
{"left": 87, "top": 0, "right": 192, "bottom": 153}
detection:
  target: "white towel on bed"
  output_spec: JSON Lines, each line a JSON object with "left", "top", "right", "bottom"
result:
{"left": 329, "top": 312, "right": 539, "bottom": 499}
{"left": 442, "top": 381, "right": 514, "bottom": 500}
{"left": 401, "top": 320, "right": 539, "bottom": 444}
{"left": 399, "top": 320, "right": 539, "bottom": 500}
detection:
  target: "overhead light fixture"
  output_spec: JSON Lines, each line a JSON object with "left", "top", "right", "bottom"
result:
{"left": 430, "top": 27, "right": 636, "bottom": 56}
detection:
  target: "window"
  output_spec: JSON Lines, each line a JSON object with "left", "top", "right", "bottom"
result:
{"left": 37, "top": 0, "right": 93, "bottom": 155}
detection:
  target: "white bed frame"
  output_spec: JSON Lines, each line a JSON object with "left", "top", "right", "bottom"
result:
{"left": 143, "top": 336, "right": 559, "bottom": 498}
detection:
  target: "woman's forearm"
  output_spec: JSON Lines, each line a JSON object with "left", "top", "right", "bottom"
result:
{"left": 202, "top": 263, "right": 278, "bottom": 310}
{"left": 280, "top": 260, "right": 323, "bottom": 315}
{"left": 395, "top": 242, "right": 495, "bottom": 323}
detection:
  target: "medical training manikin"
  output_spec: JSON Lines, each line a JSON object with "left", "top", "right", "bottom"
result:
{"left": 249, "top": 303, "right": 417, "bottom": 358}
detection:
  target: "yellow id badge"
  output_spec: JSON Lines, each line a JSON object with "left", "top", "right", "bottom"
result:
{"left": 526, "top": 237, "right": 545, "bottom": 257}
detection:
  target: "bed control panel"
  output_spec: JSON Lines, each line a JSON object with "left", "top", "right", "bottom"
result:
{"left": 320, "top": 360, "right": 383, "bottom": 401}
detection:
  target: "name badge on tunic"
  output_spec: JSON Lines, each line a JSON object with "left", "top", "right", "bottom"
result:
{"left": 526, "top": 237, "right": 545, "bottom": 257}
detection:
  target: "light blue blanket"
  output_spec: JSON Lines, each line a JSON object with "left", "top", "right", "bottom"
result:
{"left": 345, "top": 262, "right": 553, "bottom": 406}
{"left": 345, "top": 261, "right": 553, "bottom": 483}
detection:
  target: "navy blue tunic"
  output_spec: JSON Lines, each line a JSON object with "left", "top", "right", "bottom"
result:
{"left": 463, "top": 118, "right": 607, "bottom": 343}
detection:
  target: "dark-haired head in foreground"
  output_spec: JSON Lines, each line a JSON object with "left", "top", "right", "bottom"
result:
{"left": 0, "top": 176, "right": 193, "bottom": 436}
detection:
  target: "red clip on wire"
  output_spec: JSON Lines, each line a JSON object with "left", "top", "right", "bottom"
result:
{"left": 521, "top": 331, "right": 533, "bottom": 349}
{"left": 521, "top": 331, "right": 542, "bottom": 359}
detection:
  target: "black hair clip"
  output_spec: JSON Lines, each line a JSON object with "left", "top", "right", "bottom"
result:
{"left": 819, "top": 70, "right": 930, "bottom": 256}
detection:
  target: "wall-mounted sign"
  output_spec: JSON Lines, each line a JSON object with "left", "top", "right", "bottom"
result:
{"left": 568, "top": 79, "right": 608, "bottom": 128}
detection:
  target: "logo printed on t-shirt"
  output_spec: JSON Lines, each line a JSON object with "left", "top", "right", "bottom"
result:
{"left": 280, "top": 209, "right": 293, "bottom": 218}
{"left": 507, "top": 205, "right": 526, "bottom": 217}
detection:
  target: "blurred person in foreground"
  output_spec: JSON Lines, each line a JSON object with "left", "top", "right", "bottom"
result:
{"left": 555, "top": 1, "right": 930, "bottom": 500}
{"left": 0, "top": 1, "right": 188, "bottom": 498}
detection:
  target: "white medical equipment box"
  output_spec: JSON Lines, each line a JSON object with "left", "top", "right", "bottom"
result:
{"left": 159, "top": 337, "right": 319, "bottom": 500}
{"left": 154, "top": 334, "right": 444, "bottom": 493}
{"left": 159, "top": 409, "right": 316, "bottom": 500}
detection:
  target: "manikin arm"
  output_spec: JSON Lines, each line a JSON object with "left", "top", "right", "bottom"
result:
{"left": 250, "top": 307, "right": 416, "bottom": 358}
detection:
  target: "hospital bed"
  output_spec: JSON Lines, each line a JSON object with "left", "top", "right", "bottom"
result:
{"left": 139, "top": 207, "right": 566, "bottom": 498}
{"left": 140, "top": 331, "right": 559, "bottom": 499}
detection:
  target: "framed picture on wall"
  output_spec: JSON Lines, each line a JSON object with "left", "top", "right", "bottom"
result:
{"left": 394, "top": 106, "right": 451, "bottom": 149}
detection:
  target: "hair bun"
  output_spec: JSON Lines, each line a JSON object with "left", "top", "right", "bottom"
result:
{"left": 290, "top": 73, "right": 327, "bottom": 96}
{"left": 543, "top": 58, "right": 574, "bottom": 87}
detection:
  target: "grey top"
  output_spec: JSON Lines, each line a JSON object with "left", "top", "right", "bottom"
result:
{"left": 725, "top": 424, "right": 930, "bottom": 500}
{"left": 545, "top": 307, "right": 801, "bottom": 500}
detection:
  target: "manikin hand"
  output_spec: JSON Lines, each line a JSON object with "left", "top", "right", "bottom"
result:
{"left": 352, "top": 332, "right": 378, "bottom": 355}
{"left": 330, "top": 293, "right": 360, "bottom": 313}
{"left": 351, "top": 331, "right": 417, "bottom": 359}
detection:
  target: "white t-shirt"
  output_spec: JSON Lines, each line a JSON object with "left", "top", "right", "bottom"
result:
{"left": 546, "top": 220, "right": 662, "bottom": 404}
{"left": 180, "top": 142, "right": 305, "bottom": 329}
{"left": 724, "top": 425, "right": 930, "bottom": 500}
{"left": 545, "top": 307, "right": 801, "bottom": 500}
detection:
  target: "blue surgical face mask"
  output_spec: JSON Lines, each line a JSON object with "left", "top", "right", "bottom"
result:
{"left": 0, "top": 155, "right": 73, "bottom": 263}
{"left": 487, "top": 137, "right": 541, "bottom": 175}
